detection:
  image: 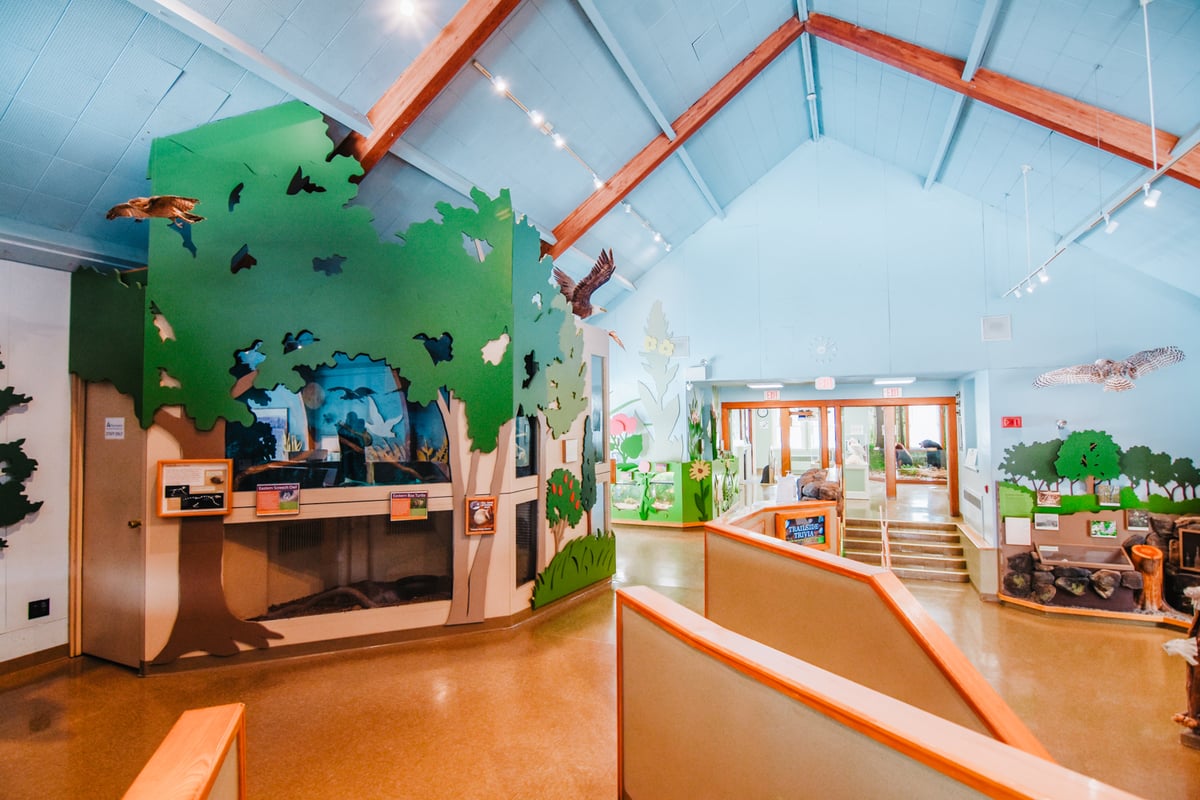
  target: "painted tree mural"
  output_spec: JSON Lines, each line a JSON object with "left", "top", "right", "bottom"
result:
{"left": 546, "top": 468, "right": 584, "bottom": 553}
{"left": 73, "top": 102, "right": 589, "bottom": 660}
{"left": 1054, "top": 430, "right": 1121, "bottom": 494}
{"left": 0, "top": 347, "right": 43, "bottom": 546}
{"left": 999, "top": 439, "right": 1062, "bottom": 492}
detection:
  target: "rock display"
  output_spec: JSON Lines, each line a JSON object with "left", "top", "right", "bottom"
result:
{"left": 1121, "top": 571, "right": 1144, "bottom": 591}
{"left": 1092, "top": 569, "right": 1121, "bottom": 600}
{"left": 1003, "top": 571, "right": 1032, "bottom": 598}
{"left": 1054, "top": 575, "right": 1090, "bottom": 596}
{"left": 1007, "top": 552, "right": 1033, "bottom": 573}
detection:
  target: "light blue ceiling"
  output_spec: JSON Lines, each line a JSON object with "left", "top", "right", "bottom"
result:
{"left": 0, "top": 0, "right": 1197, "bottom": 310}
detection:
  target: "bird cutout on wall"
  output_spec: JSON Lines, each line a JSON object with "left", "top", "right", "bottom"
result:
{"left": 414, "top": 332, "right": 453, "bottom": 364}
{"left": 552, "top": 248, "right": 625, "bottom": 349}
{"left": 313, "top": 254, "right": 346, "bottom": 276}
{"left": 286, "top": 167, "right": 325, "bottom": 195}
{"left": 228, "top": 182, "right": 244, "bottom": 212}
{"left": 329, "top": 386, "right": 376, "bottom": 401}
{"left": 106, "top": 195, "right": 204, "bottom": 223}
{"left": 231, "top": 244, "right": 256, "bottom": 273}
{"left": 1033, "top": 346, "right": 1185, "bottom": 392}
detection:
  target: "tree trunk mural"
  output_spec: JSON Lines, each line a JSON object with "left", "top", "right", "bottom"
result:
{"left": 444, "top": 393, "right": 512, "bottom": 626}
{"left": 151, "top": 408, "right": 282, "bottom": 664}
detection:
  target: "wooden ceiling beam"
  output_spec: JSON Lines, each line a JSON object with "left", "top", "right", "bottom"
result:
{"left": 549, "top": 16, "right": 805, "bottom": 259}
{"left": 804, "top": 13, "right": 1200, "bottom": 190}
{"left": 344, "top": 0, "right": 522, "bottom": 173}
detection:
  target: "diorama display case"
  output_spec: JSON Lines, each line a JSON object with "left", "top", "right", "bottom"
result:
{"left": 611, "top": 461, "right": 714, "bottom": 527}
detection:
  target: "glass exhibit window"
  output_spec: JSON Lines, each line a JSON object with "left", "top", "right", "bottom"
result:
{"left": 514, "top": 415, "right": 537, "bottom": 478}
{"left": 223, "top": 511, "right": 453, "bottom": 620}
{"left": 515, "top": 499, "right": 538, "bottom": 586}
{"left": 225, "top": 353, "right": 451, "bottom": 490}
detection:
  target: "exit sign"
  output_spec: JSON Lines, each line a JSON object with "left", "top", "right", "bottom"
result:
{"left": 1001, "top": 416, "right": 1023, "bottom": 428}
{"left": 763, "top": 390, "right": 780, "bottom": 401}
{"left": 882, "top": 386, "right": 903, "bottom": 398}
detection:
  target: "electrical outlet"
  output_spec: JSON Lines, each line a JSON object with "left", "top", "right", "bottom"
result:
{"left": 28, "top": 598, "right": 50, "bottom": 619}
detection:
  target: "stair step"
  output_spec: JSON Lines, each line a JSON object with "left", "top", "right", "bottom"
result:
{"left": 887, "top": 530, "right": 960, "bottom": 545}
{"left": 889, "top": 552, "right": 967, "bottom": 570}
{"left": 894, "top": 565, "right": 971, "bottom": 583}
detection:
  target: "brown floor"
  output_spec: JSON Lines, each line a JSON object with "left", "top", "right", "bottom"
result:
{"left": 0, "top": 522, "right": 1196, "bottom": 799}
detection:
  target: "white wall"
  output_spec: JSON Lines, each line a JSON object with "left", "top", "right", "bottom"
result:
{"left": 602, "top": 138, "right": 1200, "bottom": 531}
{"left": 0, "top": 260, "right": 71, "bottom": 663}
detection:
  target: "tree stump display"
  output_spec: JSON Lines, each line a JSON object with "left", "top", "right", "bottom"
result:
{"left": 1130, "top": 544, "right": 1164, "bottom": 612}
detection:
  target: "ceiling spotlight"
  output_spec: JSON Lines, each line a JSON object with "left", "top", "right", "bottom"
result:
{"left": 591, "top": 174, "right": 604, "bottom": 189}
{"left": 1013, "top": 286, "right": 1022, "bottom": 298}
{"left": 1142, "top": 182, "right": 1161, "bottom": 208}
{"left": 1038, "top": 270, "right": 1049, "bottom": 283}
{"left": 652, "top": 232, "right": 663, "bottom": 243}
{"left": 1026, "top": 280, "right": 1035, "bottom": 294}
{"left": 398, "top": 0, "right": 415, "bottom": 17}
{"left": 623, "top": 203, "right": 632, "bottom": 214}
{"left": 529, "top": 110, "right": 544, "bottom": 127}
{"left": 492, "top": 76, "right": 507, "bottom": 94}
{"left": 664, "top": 243, "right": 672, "bottom": 252}
{"left": 551, "top": 133, "right": 565, "bottom": 149}
{"left": 1103, "top": 212, "right": 1119, "bottom": 234}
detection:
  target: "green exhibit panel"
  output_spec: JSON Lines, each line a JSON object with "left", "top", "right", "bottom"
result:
{"left": 611, "top": 461, "right": 714, "bottom": 527}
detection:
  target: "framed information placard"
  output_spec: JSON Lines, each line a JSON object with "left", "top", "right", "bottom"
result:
{"left": 157, "top": 459, "right": 233, "bottom": 517}
{"left": 774, "top": 501, "right": 836, "bottom": 550}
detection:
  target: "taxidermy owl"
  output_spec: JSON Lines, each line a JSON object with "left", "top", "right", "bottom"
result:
{"left": 105, "top": 195, "right": 204, "bottom": 223}
{"left": 1033, "top": 346, "right": 1185, "bottom": 392}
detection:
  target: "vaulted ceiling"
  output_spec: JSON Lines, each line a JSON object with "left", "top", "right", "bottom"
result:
{"left": 2, "top": 0, "right": 1198, "bottom": 310}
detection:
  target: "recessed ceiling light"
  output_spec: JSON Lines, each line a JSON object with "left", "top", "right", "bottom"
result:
{"left": 872, "top": 377, "right": 915, "bottom": 385}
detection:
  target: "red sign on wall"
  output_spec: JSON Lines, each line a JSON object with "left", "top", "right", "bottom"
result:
{"left": 1001, "top": 416, "right": 1023, "bottom": 428}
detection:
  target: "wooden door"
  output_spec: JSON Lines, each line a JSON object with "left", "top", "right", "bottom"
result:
{"left": 80, "top": 382, "right": 147, "bottom": 668}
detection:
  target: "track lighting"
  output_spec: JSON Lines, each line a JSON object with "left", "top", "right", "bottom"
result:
{"left": 1103, "top": 212, "right": 1119, "bottom": 234}
{"left": 1142, "top": 182, "right": 1161, "bottom": 208}
{"left": 1038, "top": 270, "right": 1048, "bottom": 283}
{"left": 529, "top": 109, "right": 544, "bottom": 127}
{"left": 491, "top": 76, "right": 507, "bottom": 93}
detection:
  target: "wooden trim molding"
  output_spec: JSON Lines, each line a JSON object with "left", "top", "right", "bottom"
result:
{"left": 549, "top": 15, "right": 805, "bottom": 257}
{"left": 617, "top": 587, "right": 1137, "bottom": 799}
{"left": 805, "top": 12, "right": 1200, "bottom": 189}
{"left": 706, "top": 516, "right": 1048, "bottom": 759}
{"left": 123, "top": 703, "right": 246, "bottom": 799}
{"left": 343, "top": 0, "right": 522, "bottom": 173}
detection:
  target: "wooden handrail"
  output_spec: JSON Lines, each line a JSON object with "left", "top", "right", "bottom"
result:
{"left": 705, "top": 518, "right": 1050, "bottom": 759}
{"left": 619, "top": 587, "right": 1137, "bottom": 799}
{"left": 124, "top": 703, "right": 246, "bottom": 800}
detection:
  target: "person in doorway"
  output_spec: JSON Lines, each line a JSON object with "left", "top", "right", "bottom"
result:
{"left": 919, "top": 439, "right": 944, "bottom": 468}
{"left": 894, "top": 443, "right": 913, "bottom": 468}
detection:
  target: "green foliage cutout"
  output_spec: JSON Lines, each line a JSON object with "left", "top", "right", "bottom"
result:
{"left": 999, "top": 429, "right": 1200, "bottom": 516}
{"left": 1, "top": 348, "right": 43, "bottom": 542}
{"left": 137, "top": 101, "right": 538, "bottom": 453}
{"left": 531, "top": 530, "right": 616, "bottom": 609}
{"left": 637, "top": 301, "right": 681, "bottom": 461}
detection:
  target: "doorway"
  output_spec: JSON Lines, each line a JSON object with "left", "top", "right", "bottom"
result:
{"left": 720, "top": 396, "right": 958, "bottom": 517}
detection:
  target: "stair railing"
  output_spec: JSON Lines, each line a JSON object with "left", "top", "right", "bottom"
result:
{"left": 880, "top": 519, "right": 892, "bottom": 569}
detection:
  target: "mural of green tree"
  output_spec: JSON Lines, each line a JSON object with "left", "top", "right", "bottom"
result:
{"left": 999, "top": 439, "right": 1062, "bottom": 492}
{"left": 546, "top": 467, "right": 584, "bottom": 553}
{"left": 73, "top": 101, "right": 590, "bottom": 659}
{"left": 1054, "top": 429, "right": 1121, "bottom": 494}
{"left": 1, "top": 347, "right": 43, "bottom": 544}
{"left": 999, "top": 432, "right": 1200, "bottom": 516}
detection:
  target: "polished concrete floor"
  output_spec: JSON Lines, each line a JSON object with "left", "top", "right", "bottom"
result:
{"left": 1, "top": 523, "right": 1196, "bottom": 799}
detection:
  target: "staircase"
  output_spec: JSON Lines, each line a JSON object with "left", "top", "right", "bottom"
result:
{"left": 842, "top": 519, "right": 969, "bottom": 583}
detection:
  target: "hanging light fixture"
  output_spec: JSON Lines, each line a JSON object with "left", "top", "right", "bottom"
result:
{"left": 1140, "top": 0, "right": 1163, "bottom": 208}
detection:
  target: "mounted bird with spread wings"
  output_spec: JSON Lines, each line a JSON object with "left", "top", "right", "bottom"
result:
{"left": 551, "top": 248, "right": 625, "bottom": 349}
{"left": 1033, "top": 346, "right": 1185, "bottom": 392}
{"left": 106, "top": 195, "right": 204, "bottom": 224}
{"left": 553, "top": 248, "right": 615, "bottom": 319}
